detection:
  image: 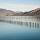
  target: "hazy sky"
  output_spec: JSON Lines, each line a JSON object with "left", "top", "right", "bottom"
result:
{"left": 0, "top": 0, "right": 40, "bottom": 12}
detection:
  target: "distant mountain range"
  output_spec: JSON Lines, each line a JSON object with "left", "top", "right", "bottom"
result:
{"left": 0, "top": 8, "right": 16, "bottom": 16}
{"left": 0, "top": 8, "right": 40, "bottom": 16}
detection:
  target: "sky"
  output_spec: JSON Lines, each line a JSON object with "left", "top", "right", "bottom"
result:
{"left": 0, "top": 0, "right": 40, "bottom": 12}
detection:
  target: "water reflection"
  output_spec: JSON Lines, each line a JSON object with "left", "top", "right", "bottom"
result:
{"left": 25, "top": 22, "right": 28, "bottom": 26}
{"left": 0, "top": 22, "right": 40, "bottom": 40}
{"left": 29, "top": 22, "right": 31, "bottom": 28}
{"left": 35, "top": 23, "right": 36, "bottom": 28}
{"left": 37, "top": 23, "right": 39, "bottom": 28}
{"left": 32, "top": 23, "right": 34, "bottom": 28}
{"left": 0, "top": 20, "right": 40, "bottom": 29}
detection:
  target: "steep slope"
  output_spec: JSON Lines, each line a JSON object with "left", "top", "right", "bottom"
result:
{"left": 24, "top": 8, "right": 40, "bottom": 16}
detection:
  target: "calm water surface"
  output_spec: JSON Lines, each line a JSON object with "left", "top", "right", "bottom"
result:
{"left": 0, "top": 22, "right": 40, "bottom": 40}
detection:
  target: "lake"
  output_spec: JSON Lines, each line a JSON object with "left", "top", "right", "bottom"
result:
{"left": 0, "top": 22, "right": 40, "bottom": 40}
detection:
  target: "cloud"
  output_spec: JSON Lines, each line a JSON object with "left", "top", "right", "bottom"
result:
{"left": 0, "top": 4, "right": 40, "bottom": 12}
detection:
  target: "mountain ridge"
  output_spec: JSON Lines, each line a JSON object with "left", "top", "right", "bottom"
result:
{"left": 0, "top": 8, "right": 40, "bottom": 16}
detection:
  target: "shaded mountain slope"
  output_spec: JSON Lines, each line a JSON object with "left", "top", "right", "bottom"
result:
{"left": 0, "top": 8, "right": 16, "bottom": 16}
{"left": 0, "top": 8, "right": 40, "bottom": 16}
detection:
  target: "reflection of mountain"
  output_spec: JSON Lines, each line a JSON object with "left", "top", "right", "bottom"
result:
{"left": 0, "top": 8, "right": 40, "bottom": 16}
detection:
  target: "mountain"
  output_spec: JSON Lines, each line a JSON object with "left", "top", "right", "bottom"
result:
{"left": 13, "top": 8, "right": 40, "bottom": 16}
{"left": 0, "top": 8, "right": 16, "bottom": 16}
{"left": 23, "top": 8, "right": 40, "bottom": 16}
{"left": 0, "top": 8, "right": 40, "bottom": 16}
